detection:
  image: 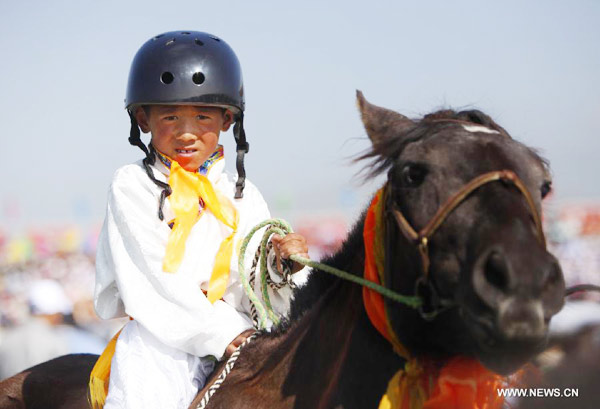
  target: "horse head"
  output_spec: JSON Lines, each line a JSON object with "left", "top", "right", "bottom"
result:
{"left": 357, "top": 91, "right": 565, "bottom": 375}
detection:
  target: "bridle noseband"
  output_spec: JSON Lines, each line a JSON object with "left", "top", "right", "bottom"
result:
{"left": 388, "top": 169, "right": 546, "bottom": 319}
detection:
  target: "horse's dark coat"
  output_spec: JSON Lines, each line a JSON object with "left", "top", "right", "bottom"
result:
{"left": 0, "top": 354, "right": 96, "bottom": 409}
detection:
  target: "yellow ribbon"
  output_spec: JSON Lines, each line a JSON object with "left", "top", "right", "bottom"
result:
{"left": 165, "top": 159, "right": 239, "bottom": 303}
{"left": 88, "top": 328, "right": 123, "bottom": 409}
{"left": 379, "top": 359, "right": 428, "bottom": 409}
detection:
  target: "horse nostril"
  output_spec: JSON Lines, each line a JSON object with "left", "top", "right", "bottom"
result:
{"left": 473, "top": 249, "right": 514, "bottom": 309}
{"left": 484, "top": 251, "right": 510, "bottom": 292}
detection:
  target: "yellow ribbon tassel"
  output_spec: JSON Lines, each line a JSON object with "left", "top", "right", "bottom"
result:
{"left": 163, "top": 159, "right": 238, "bottom": 303}
{"left": 379, "top": 359, "right": 428, "bottom": 409}
{"left": 88, "top": 328, "right": 123, "bottom": 409}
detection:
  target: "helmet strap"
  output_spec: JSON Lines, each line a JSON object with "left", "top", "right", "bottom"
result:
{"left": 128, "top": 110, "right": 149, "bottom": 156}
{"left": 127, "top": 110, "right": 172, "bottom": 220}
{"left": 233, "top": 113, "right": 249, "bottom": 199}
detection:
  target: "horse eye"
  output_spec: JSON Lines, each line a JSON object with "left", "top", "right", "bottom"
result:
{"left": 401, "top": 164, "right": 427, "bottom": 187}
{"left": 541, "top": 181, "right": 552, "bottom": 199}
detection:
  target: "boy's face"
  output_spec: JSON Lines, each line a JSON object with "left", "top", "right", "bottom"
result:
{"left": 135, "top": 105, "right": 233, "bottom": 172}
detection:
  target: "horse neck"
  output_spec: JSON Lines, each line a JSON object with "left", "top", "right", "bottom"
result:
{"left": 279, "top": 215, "right": 405, "bottom": 408}
{"left": 288, "top": 214, "right": 369, "bottom": 321}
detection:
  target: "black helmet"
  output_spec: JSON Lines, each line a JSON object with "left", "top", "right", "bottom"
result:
{"left": 125, "top": 31, "right": 244, "bottom": 113}
{"left": 126, "top": 31, "right": 249, "bottom": 198}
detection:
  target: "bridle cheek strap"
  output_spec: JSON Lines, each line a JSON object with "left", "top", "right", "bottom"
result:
{"left": 391, "top": 169, "right": 546, "bottom": 281}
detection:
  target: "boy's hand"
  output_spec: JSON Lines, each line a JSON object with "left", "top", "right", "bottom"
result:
{"left": 271, "top": 233, "right": 310, "bottom": 274}
{"left": 225, "top": 329, "right": 255, "bottom": 358}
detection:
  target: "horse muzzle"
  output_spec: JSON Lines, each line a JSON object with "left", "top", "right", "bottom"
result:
{"left": 472, "top": 246, "right": 565, "bottom": 336}
{"left": 463, "top": 244, "right": 565, "bottom": 373}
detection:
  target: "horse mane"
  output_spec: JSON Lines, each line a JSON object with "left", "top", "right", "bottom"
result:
{"left": 421, "top": 108, "right": 507, "bottom": 131}
{"left": 356, "top": 108, "right": 511, "bottom": 179}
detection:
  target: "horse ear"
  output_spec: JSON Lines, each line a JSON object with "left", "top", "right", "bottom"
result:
{"left": 356, "top": 90, "right": 414, "bottom": 144}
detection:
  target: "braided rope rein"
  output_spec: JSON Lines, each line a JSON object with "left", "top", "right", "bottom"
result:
{"left": 195, "top": 333, "right": 257, "bottom": 409}
{"left": 237, "top": 219, "right": 301, "bottom": 328}
{"left": 248, "top": 240, "right": 295, "bottom": 326}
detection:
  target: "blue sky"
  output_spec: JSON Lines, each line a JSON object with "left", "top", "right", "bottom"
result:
{"left": 1, "top": 0, "right": 599, "bottom": 230}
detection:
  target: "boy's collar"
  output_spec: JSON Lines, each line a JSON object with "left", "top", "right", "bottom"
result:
{"left": 152, "top": 145, "right": 225, "bottom": 181}
{"left": 155, "top": 145, "right": 224, "bottom": 174}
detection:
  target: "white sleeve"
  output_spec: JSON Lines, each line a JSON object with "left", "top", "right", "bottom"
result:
{"left": 94, "top": 165, "right": 252, "bottom": 359}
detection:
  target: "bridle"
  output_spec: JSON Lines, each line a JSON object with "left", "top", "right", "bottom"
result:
{"left": 388, "top": 169, "right": 546, "bottom": 319}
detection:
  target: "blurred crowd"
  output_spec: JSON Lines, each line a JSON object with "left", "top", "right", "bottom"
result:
{"left": 545, "top": 202, "right": 600, "bottom": 301}
{"left": 0, "top": 202, "right": 598, "bottom": 380}
{"left": 0, "top": 226, "right": 125, "bottom": 380}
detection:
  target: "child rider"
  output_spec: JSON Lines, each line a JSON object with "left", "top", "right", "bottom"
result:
{"left": 90, "top": 31, "right": 310, "bottom": 409}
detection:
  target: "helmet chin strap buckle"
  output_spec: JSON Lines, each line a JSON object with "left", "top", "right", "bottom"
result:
{"left": 236, "top": 141, "right": 249, "bottom": 153}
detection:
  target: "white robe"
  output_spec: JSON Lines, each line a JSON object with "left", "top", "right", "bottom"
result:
{"left": 95, "top": 154, "right": 306, "bottom": 409}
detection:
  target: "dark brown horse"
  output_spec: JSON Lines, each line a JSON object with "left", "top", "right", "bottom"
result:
{"left": 0, "top": 92, "right": 565, "bottom": 409}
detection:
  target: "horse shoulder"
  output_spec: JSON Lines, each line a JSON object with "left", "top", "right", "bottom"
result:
{"left": 0, "top": 354, "right": 97, "bottom": 409}
{"left": 192, "top": 333, "right": 300, "bottom": 409}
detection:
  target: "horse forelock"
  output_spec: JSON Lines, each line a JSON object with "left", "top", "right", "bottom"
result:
{"left": 355, "top": 107, "right": 516, "bottom": 180}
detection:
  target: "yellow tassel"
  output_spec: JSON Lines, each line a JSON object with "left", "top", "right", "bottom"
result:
{"left": 379, "top": 370, "right": 402, "bottom": 409}
{"left": 378, "top": 359, "right": 428, "bottom": 409}
{"left": 88, "top": 328, "right": 122, "bottom": 409}
{"left": 164, "top": 160, "right": 239, "bottom": 303}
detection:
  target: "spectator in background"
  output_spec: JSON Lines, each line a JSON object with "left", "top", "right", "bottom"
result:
{"left": 0, "top": 279, "right": 104, "bottom": 379}
{"left": 0, "top": 279, "right": 71, "bottom": 378}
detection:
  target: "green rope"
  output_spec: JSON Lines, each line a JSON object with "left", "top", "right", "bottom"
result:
{"left": 238, "top": 219, "right": 423, "bottom": 329}
{"left": 288, "top": 254, "right": 422, "bottom": 308}
{"left": 238, "top": 219, "right": 293, "bottom": 329}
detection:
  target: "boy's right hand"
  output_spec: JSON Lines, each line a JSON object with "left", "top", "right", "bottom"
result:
{"left": 271, "top": 233, "right": 310, "bottom": 274}
{"left": 224, "top": 329, "right": 255, "bottom": 358}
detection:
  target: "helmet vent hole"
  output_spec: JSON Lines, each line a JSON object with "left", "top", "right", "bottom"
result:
{"left": 165, "top": 38, "right": 176, "bottom": 46}
{"left": 153, "top": 34, "right": 164, "bottom": 40}
{"left": 210, "top": 35, "right": 221, "bottom": 42}
{"left": 195, "top": 39, "right": 204, "bottom": 46}
{"left": 161, "top": 72, "right": 174, "bottom": 84}
{"left": 192, "top": 72, "right": 205, "bottom": 85}
{"left": 181, "top": 32, "right": 190, "bottom": 35}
